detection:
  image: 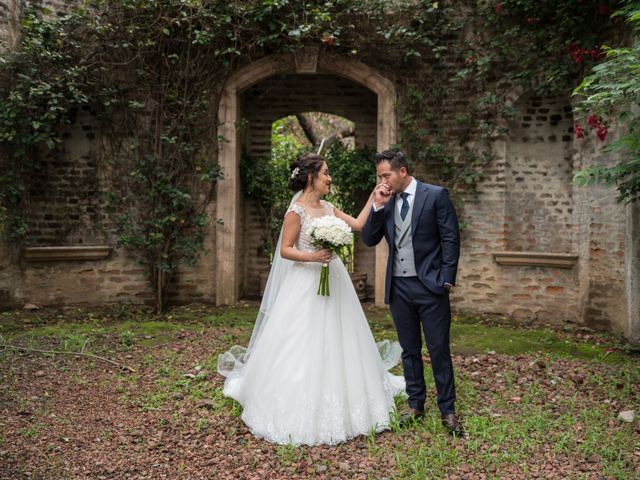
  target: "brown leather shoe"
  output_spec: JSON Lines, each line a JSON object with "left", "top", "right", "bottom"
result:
{"left": 441, "top": 413, "right": 465, "bottom": 436}
{"left": 399, "top": 408, "right": 424, "bottom": 425}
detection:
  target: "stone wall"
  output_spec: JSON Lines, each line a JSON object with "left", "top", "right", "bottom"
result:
{"left": 449, "top": 92, "right": 631, "bottom": 329}
{"left": 0, "top": 0, "right": 636, "bottom": 341}
{"left": 573, "top": 119, "right": 629, "bottom": 333}
{"left": 0, "top": 0, "right": 77, "bottom": 52}
{"left": 240, "top": 74, "right": 377, "bottom": 298}
{"left": 2, "top": 107, "right": 218, "bottom": 308}
{"left": 23, "top": 110, "right": 103, "bottom": 246}
{"left": 505, "top": 95, "right": 575, "bottom": 253}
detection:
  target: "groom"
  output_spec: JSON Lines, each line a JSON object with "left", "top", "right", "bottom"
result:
{"left": 362, "top": 149, "right": 463, "bottom": 435}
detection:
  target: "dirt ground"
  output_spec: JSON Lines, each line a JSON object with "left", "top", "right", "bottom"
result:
{"left": 1, "top": 304, "right": 638, "bottom": 480}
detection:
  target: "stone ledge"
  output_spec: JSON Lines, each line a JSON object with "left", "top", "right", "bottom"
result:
{"left": 23, "top": 246, "right": 112, "bottom": 262}
{"left": 492, "top": 251, "right": 578, "bottom": 269}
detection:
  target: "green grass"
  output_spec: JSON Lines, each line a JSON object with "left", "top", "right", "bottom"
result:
{"left": 450, "top": 322, "right": 628, "bottom": 362}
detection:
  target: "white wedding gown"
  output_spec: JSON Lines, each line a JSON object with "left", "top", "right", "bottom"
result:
{"left": 218, "top": 200, "right": 405, "bottom": 446}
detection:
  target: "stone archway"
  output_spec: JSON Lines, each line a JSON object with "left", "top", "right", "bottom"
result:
{"left": 215, "top": 49, "right": 396, "bottom": 305}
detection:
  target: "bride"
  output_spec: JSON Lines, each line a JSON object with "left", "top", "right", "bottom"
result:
{"left": 218, "top": 152, "right": 405, "bottom": 446}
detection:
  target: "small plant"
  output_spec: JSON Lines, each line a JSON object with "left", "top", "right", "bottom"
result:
{"left": 118, "top": 330, "right": 135, "bottom": 350}
{"left": 276, "top": 442, "right": 305, "bottom": 465}
{"left": 19, "top": 423, "right": 43, "bottom": 439}
{"left": 59, "top": 333, "right": 88, "bottom": 352}
{"left": 195, "top": 417, "right": 210, "bottom": 432}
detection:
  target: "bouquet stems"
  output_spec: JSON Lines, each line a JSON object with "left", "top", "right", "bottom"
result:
{"left": 317, "top": 264, "right": 330, "bottom": 296}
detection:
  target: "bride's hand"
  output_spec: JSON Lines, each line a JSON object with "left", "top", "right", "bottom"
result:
{"left": 311, "top": 249, "right": 332, "bottom": 264}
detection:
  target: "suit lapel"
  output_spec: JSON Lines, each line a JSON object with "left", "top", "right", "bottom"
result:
{"left": 411, "top": 182, "right": 429, "bottom": 235}
{"left": 386, "top": 195, "right": 396, "bottom": 244}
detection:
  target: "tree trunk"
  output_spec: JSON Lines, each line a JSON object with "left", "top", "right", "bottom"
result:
{"left": 295, "top": 113, "right": 355, "bottom": 153}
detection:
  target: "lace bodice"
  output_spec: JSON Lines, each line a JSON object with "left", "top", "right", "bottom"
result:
{"left": 286, "top": 200, "right": 335, "bottom": 253}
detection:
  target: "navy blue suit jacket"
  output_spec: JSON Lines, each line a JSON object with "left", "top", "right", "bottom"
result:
{"left": 362, "top": 181, "right": 460, "bottom": 304}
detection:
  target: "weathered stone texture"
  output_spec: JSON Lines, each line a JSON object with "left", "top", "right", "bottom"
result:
{"left": 449, "top": 93, "right": 631, "bottom": 328}
{"left": 23, "top": 109, "right": 103, "bottom": 246}
{"left": 0, "top": 0, "right": 77, "bottom": 52}
{"left": 0, "top": 0, "right": 18, "bottom": 52}
{"left": 573, "top": 120, "right": 629, "bottom": 333}
{"left": 505, "top": 95, "right": 575, "bottom": 253}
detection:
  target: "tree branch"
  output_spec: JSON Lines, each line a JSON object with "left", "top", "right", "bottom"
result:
{"left": 295, "top": 113, "right": 322, "bottom": 147}
{"left": 295, "top": 113, "right": 355, "bottom": 152}
{"left": 0, "top": 344, "right": 136, "bottom": 372}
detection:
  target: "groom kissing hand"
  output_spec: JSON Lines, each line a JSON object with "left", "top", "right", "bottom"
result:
{"left": 362, "top": 149, "right": 464, "bottom": 436}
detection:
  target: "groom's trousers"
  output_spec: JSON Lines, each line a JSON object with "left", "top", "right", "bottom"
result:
{"left": 389, "top": 276, "right": 456, "bottom": 415}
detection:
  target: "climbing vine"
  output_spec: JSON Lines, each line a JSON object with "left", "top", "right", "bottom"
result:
{"left": 0, "top": 0, "right": 621, "bottom": 310}
{"left": 573, "top": 0, "right": 640, "bottom": 203}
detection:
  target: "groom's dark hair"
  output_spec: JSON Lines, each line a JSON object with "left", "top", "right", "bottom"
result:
{"left": 374, "top": 149, "right": 411, "bottom": 175}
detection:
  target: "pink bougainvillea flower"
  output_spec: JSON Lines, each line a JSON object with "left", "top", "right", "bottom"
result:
{"left": 465, "top": 55, "right": 477, "bottom": 65}
{"left": 574, "top": 123, "right": 585, "bottom": 139}
{"left": 596, "top": 125, "right": 608, "bottom": 141}
{"left": 587, "top": 114, "right": 600, "bottom": 129}
{"left": 495, "top": 3, "right": 503, "bottom": 13}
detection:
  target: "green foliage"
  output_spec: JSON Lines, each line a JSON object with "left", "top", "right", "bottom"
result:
{"left": 0, "top": 9, "right": 92, "bottom": 241}
{"left": 399, "top": 0, "right": 614, "bottom": 191}
{"left": 241, "top": 118, "right": 305, "bottom": 260}
{"left": 573, "top": 0, "right": 640, "bottom": 203}
{"left": 118, "top": 330, "right": 136, "bottom": 350}
{"left": 323, "top": 143, "right": 376, "bottom": 217}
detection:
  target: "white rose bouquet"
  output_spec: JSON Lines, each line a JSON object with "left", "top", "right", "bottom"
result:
{"left": 306, "top": 216, "right": 353, "bottom": 296}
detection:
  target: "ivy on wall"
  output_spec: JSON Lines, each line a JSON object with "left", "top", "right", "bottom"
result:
{"left": 0, "top": 0, "right": 621, "bottom": 310}
{"left": 573, "top": 0, "right": 640, "bottom": 203}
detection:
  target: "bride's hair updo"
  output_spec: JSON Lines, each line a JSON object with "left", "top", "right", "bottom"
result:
{"left": 288, "top": 153, "right": 325, "bottom": 191}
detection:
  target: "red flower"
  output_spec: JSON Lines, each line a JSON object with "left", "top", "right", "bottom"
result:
{"left": 567, "top": 43, "right": 602, "bottom": 63}
{"left": 495, "top": 3, "right": 503, "bottom": 13}
{"left": 596, "top": 125, "right": 608, "bottom": 141}
{"left": 527, "top": 17, "right": 536, "bottom": 25}
{"left": 587, "top": 115, "right": 600, "bottom": 129}
{"left": 321, "top": 34, "right": 335, "bottom": 46}
{"left": 465, "top": 55, "right": 477, "bottom": 65}
{"left": 574, "top": 123, "right": 585, "bottom": 139}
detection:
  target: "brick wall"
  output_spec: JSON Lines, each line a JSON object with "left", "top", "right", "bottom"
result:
{"left": 23, "top": 110, "right": 103, "bottom": 246}
{"left": 0, "top": 0, "right": 635, "bottom": 338}
{"left": 2, "top": 109, "right": 217, "bottom": 309}
{"left": 450, "top": 93, "right": 581, "bottom": 323}
{"left": 505, "top": 95, "right": 574, "bottom": 253}
{"left": 573, "top": 116, "right": 628, "bottom": 332}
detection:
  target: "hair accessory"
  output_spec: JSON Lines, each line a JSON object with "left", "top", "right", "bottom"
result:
{"left": 290, "top": 167, "right": 300, "bottom": 179}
